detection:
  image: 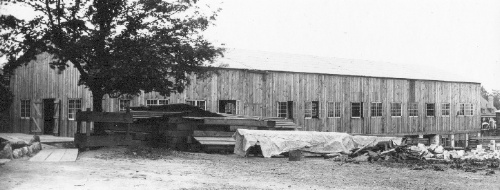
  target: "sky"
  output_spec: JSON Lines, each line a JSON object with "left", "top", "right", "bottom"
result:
{"left": 2, "top": 0, "right": 500, "bottom": 91}
{"left": 203, "top": 0, "right": 500, "bottom": 91}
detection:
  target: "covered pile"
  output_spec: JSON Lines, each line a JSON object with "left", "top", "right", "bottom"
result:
{"left": 233, "top": 129, "right": 402, "bottom": 158}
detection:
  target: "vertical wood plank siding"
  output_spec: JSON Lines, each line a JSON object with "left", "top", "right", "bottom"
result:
{"left": 10, "top": 55, "right": 481, "bottom": 136}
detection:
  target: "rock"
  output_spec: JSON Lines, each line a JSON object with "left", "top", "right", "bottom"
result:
{"left": 27, "top": 146, "right": 33, "bottom": 155}
{"left": 353, "top": 154, "right": 369, "bottom": 162}
{"left": 485, "top": 170, "right": 495, "bottom": 176}
{"left": 449, "top": 151, "right": 461, "bottom": 159}
{"left": 12, "top": 149, "right": 21, "bottom": 159}
{"left": 21, "top": 147, "right": 28, "bottom": 155}
{"left": 0, "top": 142, "right": 13, "bottom": 159}
{"left": 433, "top": 165, "right": 445, "bottom": 171}
{"left": 433, "top": 146, "right": 444, "bottom": 154}
{"left": 0, "top": 159, "right": 11, "bottom": 165}
{"left": 423, "top": 152, "right": 434, "bottom": 158}
{"left": 30, "top": 135, "right": 41, "bottom": 144}
{"left": 428, "top": 144, "right": 437, "bottom": 151}
{"left": 30, "top": 142, "right": 41, "bottom": 153}
{"left": 443, "top": 150, "right": 450, "bottom": 160}
{"left": 435, "top": 154, "right": 444, "bottom": 159}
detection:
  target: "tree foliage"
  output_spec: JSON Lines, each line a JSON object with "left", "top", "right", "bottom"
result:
{"left": 492, "top": 90, "right": 500, "bottom": 110}
{"left": 481, "top": 86, "right": 490, "bottom": 100}
{"left": 0, "top": 0, "right": 224, "bottom": 111}
{"left": 0, "top": 72, "right": 13, "bottom": 112}
{"left": 481, "top": 86, "right": 500, "bottom": 110}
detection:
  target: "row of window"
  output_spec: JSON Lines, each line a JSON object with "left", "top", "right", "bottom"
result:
{"left": 19, "top": 99, "right": 475, "bottom": 120}
{"left": 279, "top": 101, "right": 474, "bottom": 119}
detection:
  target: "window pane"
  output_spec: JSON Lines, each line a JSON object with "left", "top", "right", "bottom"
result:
{"left": 441, "top": 103, "right": 450, "bottom": 116}
{"left": 198, "top": 101, "right": 206, "bottom": 110}
{"left": 305, "top": 102, "right": 311, "bottom": 118}
{"left": 391, "top": 103, "right": 401, "bottom": 116}
{"left": 159, "top": 99, "right": 168, "bottom": 105}
{"left": 327, "top": 102, "right": 334, "bottom": 117}
{"left": 426, "top": 103, "right": 435, "bottom": 117}
{"left": 371, "top": 102, "right": 382, "bottom": 117}
{"left": 409, "top": 103, "right": 418, "bottom": 117}
{"left": 351, "top": 102, "right": 362, "bottom": 117}
{"left": 334, "top": 102, "right": 341, "bottom": 118}
{"left": 278, "top": 102, "right": 288, "bottom": 118}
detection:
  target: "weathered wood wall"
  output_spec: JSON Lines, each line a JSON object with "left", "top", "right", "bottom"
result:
{"left": 9, "top": 53, "right": 93, "bottom": 137}
{"left": 10, "top": 55, "right": 481, "bottom": 137}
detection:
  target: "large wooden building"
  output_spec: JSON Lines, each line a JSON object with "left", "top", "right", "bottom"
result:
{"left": 8, "top": 49, "right": 481, "bottom": 138}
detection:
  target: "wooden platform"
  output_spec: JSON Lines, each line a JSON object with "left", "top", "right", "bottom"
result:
{"left": 0, "top": 133, "right": 74, "bottom": 144}
{"left": 194, "top": 137, "right": 236, "bottom": 145}
{"left": 29, "top": 149, "right": 79, "bottom": 162}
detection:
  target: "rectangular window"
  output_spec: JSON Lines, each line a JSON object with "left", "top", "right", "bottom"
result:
{"left": 371, "top": 102, "right": 382, "bottom": 117}
{"left": 219, "top": 100, "right": 240, "bottom": 114}
{"left": 158, "top": 99, "right": 168, "bottom": 105}
{"left": 186, "top": 100, "right": 207, "bottom": 110}
{"left": 305, "top": 101, "right": 320, "bottom": 118}
{"left": 327, "top": 102, "right": 341, "bottom": 118}
{"left": 390, "top": 103, "right": 402, "bottom": 117}
{"left": 334, "top": 102, "right": 341, "bottom": 118}
{"left": 20, "top": 99, "right": 30, "bottom": 119}
{"left": 426, "top": 103, "right": 435, "bottom": 117}
{"left": 351, "top": 102, "right": 363, "bottom": 118}
{"left": 408, "top": 103, "right": 418, "bottom": 117}
{"left": 119, "top": 99, "right": 131, "bottom": 112}
{"left": 441, "top": 103, "right": 450, "bottom": 116}
{"left": 68, "top": 99, "right": 82, "bottom": 120}
{"left": 277, "top": 102, "right": 288, "bottom": 118}
{"left": 458, "top": 103, "right": 473, "bottom": 116}
{"left": 146, "top": 99, "right": 168, "bottom": 106}
{"left": 465, "top": 104, "right": 473, "bottom": 116}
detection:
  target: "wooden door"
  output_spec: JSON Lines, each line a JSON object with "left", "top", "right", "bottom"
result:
{"left": 31, "top": 101, "right": 43, "bottom": 133}
{"left": 53, "top": 99, "right": 60, "bottom": 135}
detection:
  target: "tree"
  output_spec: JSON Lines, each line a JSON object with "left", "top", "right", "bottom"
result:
{"left": 0, "top": 72, "right": 13, "bottom": 112}
{"left": 0, "top": 0, "right": 224, "bottom": 112}
{"left": 492, "top": 90, "right": 500, "bottom": 110}
{"left": 480, "top": 86, "right": 490, "bottom": 100}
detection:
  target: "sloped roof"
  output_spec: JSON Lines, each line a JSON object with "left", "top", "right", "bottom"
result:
{"left": 216, "top": 49, "right": 479, "bottom": 83}
{"left": 480, "top": 97, "right": 497, "bottom": 116}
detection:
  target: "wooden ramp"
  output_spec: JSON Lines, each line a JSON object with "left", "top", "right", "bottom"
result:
{"left": 29, "top": 149, "right": 79, "bottom": 162}
{"left": 0, "top": 133, "right": 74, "bottom": 144}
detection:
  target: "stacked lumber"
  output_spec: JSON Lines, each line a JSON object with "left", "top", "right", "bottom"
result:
{"left": 192, "top": 131, "right": 235, "bottom": 153}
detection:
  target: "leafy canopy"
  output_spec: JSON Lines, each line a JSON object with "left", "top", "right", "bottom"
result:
{"left": 0, "top": 0, "right": 224, "bottom": 100}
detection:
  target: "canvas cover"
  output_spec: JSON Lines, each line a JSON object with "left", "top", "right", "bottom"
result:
{"left": 233, "top": 129, "right": 402, "bottom": 158}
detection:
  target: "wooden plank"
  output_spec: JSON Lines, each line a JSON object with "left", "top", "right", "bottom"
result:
{"left": 198, "top": 141, "right": 235, "bottom": 145}
{"left": 29, "top": 149, "right": 54, "bottom": 162}
{"left": 45, "top": 149, "right": 67, "bottom": 162}
{"left": 59, "top": 149, "right": 79, "bottom": 162}
{"left": 203, "top": 118, "right": 274, "bottom": 127}
{"left": 193, "top": 130, "right": 234, "bottom": 137}
{"left": 194, "top": 137, "right": 235, "bottom": 142}
{"left": 230, "top": 126, "right": 259, "bottom": 131}
{"left": 76, "top": 111, "right": 133, "bottom": 123}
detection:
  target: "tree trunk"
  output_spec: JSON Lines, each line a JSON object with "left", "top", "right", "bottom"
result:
{"left": 90, "top": 88, "right": 106, "bottom": 135}
{"left": 91, "top": 90, "right": 104, "bottom": 112}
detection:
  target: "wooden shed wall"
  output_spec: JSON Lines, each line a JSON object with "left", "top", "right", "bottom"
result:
{"left": 10, "top": 56, "right": 481, "bottom": 137}
{"left": 9, "top": 53, "right": 93, "bottom": 137}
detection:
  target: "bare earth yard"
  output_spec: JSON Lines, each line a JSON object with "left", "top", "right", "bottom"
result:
{"left": 1, "top": 147, "right": 500, "bottom": 190}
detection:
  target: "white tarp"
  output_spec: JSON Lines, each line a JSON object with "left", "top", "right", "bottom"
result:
{"left": 233, "top": 129, "right": 402, "bottom": 158}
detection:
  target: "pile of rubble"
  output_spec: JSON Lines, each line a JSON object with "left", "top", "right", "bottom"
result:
{"left": 0, "top": 135, "right": 42, "bottom": 160}
{"left": 340, "top": 140, "right": 500, "bottom": 163}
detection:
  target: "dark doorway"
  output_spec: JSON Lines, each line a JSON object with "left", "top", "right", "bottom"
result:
{"left": 43, "top": 99, "right": 55, "bottom": 134}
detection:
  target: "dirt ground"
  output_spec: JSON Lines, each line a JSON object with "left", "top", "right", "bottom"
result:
{"left": 1, "top": 146, "right": 500, "bottom": 190}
